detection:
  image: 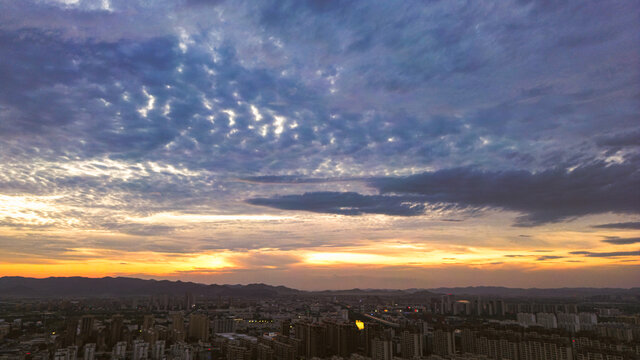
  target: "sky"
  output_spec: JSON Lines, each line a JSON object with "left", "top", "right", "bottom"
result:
{"left": 0, "top": 0, "right": 639, "bottom": 290}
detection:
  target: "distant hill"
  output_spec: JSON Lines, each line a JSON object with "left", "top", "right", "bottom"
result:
{"left": 428, "top": 286, "right": 640, "bottom": 298}
{"left": 0, "top": 276, "right": 301, "bottom": 298}
{"left": 311, "top": 288, "right": 437, "bottom": 297}
{"left": 1, "top": 277, "right": 638, "bottom": 299}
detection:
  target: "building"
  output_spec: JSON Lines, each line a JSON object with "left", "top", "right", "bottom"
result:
{"left": 110, "top": 315, "right": 124, "bottom": 346}
{"left": 579, "top": 313, "right": 598, "bottom": 331}
{"left": 518, "top": 336, "right": 573, "bottom": 360}
{"left": 143, "top": 315, "right": 155, "bottom": 330}
{"left": 371, "top": 337, "right": 393, "bottom": 360}
{"left": 557, "top": 313, "right": 580, "bottom": 333}
{"left": 271, "top": 336, "right": 297, "bottom": 360}
{"left": 112, "top": 341, "right": 127, "bottom": 360}
{"left": 401, "top": 330, "right": 423, "bottom": 359}
{"left": 325, "top": 321, "right": 358, "bottom": 357}
{"left": 226, "top": 344, "right": 252, "bottom": 360}
{"left": 454, "top": 301, "right": 472, "bottom": 316}
{"left": 517, "top": 313, "right": 537, "bottom": 328}
{"left": 294, "top": 322, "right": 326, "bottom": 359}
{"left": 80, "top": 316, "right": 95, "bottom": 342}
{"left": 83, "top": 343, "right": 96, "bottom": 360}
{"left": 133, "top": 340, "right": 150, "bottom": 360}
{"left": 65, "top": 318, "right": 79, "bottom": 347}
{"left": 460, "top": 328, "right": 477, "bottom": 354}
{"left": 169, "top": 342, "right": 193, "bottom": 360}
{"left": 213, "top": 318, "right": 236, "bottom": 334}
{"left": 433, "top": 329, "right": 455, "bottom": 356}
{"left": 54, "top": 346, "right": 78, "bottom": 360}
{"left": 151, "top": 340, "right": 165, "bottom": 360}
{"left": 536, "top": 313, "right": 558, "bottom": 329}
{"left": 256, "top": 343, "right": 274, "bottom": 360}
{"left": 280, "top": 320, "right": 291, "bottom": 337}
{"left": 188, "top": 314, "right": 210, "bottom": 341}
{"left": 185, "top": 292, "right": 195, "bottom": 310}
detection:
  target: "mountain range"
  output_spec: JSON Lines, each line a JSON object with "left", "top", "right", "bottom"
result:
{"left": 0, "top": 277, "right": 638, "bottom": 299}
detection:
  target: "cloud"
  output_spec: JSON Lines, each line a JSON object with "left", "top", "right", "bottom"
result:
{"left": 247, "top": 192, "right": 427, "bottom": 216}
{"left": 248, "top": 161, "right": 639, "bottom": 226}
{"left": 231, "top": 252, "right": 302, "bottom": 270}
{"left": 370, "top": 162, "right": 640, "bottom": 226}
{"left": 536, "top": 255, "right": 564, "bottom": 261}
{"left": 240, "top": 176, "right": 352, "bottom": 184}
{"left": 597, "top": 131, "right": 640, "bottom": 148}
{"left": 99, "top": 223, "right": 178, "bottom": 237}
{"left": 601, "top": 237, "right": 640, "bottom": 245}
{"left": 570, "top": 250, "right": 640, "bottom": 258}
{"left": 0, "top": 0, "right": 638, "bottom": 178}
{"left": 593, "top": 222, "right": 640, "bottom": 230}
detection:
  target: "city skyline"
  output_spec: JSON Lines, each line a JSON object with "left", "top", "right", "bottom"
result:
{"left": 0, "top": 0, "right": 639, "bottom": 289}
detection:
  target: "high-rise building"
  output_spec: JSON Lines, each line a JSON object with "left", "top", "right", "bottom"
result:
{"left": 565, "top": 304, "right": 578, "bottom": 314}
{"left": 401, "top": 331, "right": 423, "bottom": 359}
{"left": 325, "top": 321, "right": 358, "bottom": 357}
{"left": 460, "top": 328, "right": 477, "bottom": 354}
{"left": 171, "top": 312, "right": 185, "bottom": 331}
{"left": 151, "top": 340, "right": 165, "bottom": 360}
{"left": 454, "top": 300, "right": 472, "bottom": 315}
{"left": 432, "top": 329, "right": 455, "bottom": 356}
{"left": 83, "top": 343, "right": 96, "bottom": 360}
{"left": 272, "top": 336, "right": 297, "bottom": 360}
{"left": 579, "top": 312, "right": 598, "bottom": 331}
{"left": 519, "top": 336, "right": 573, "bottom": 360}
{"left": 294, "top": 322, "right": 326, "bottom": 359}
{"left": 474, "top": 298, "right": 483, "bottom": 316}
{"left": 280, "top": 320, "right": 291, "bottom": 337}
{"left": 143, "top": 315, "right": 155, "bottom": 330}
{"left": 371, "top": 337, "right": 393, "bottom": 360}
{"left": 557, "top": 313, "right": 581, "bottom": 333}
{"left": 109, "top": 315, "right": 124, "bottom": 346}
{"left": 213, "top": 318, "right": 236, "bottom": 334}
{"left": 536, "top": 313, "right": 558, "bottom": 329}
{"left": 256, "top": 343, "right": 274, "bottom": 360}
{"left": 495, "top": 299, "right": 505, "bottom": 316}
{"left": 133, "top": 340, "right": 150, "bottom": 360}
{"left": 227, "top": 344, "right": 252, "bottom": 360}
{"left": 112, "top": 341, "right": 127, "bottom": 360}
{"left": 517, "top": 313, "right": 537, "bottom": 328}
{"left": 55, "top": 346, "right": 78, "bottom": 360}
{"left": 185, "top": 292, "right": 195, "bottom": 310}
{"left": 65, "top": 318, "right": 78, "bottom": 346}
{"left": 170, "top": 311, "right": 185, "bottom": 342}
{"left": 362, "top": 322, "right": 382, "bottom": 357}
{"left": 169, "top": 342, "right": 192, "bottom": 360}
{"left": 188, "top": 313, "right": 209, "bottom": 341}
{"left": 79, "top": 316, "right": 95, "bottom": 342}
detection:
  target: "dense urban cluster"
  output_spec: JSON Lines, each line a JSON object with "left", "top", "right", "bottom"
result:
{"left": 1, "top": 292, "right": 639, "bottom": 360}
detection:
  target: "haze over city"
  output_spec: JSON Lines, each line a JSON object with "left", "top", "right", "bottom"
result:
{"left": 0, "top": 0, "right": 639, "bottom": 289}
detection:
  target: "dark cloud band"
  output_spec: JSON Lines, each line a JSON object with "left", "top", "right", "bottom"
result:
{"left": 247, "top": 162, "right": 640, "bottom": 226}
{"left": 247, "top": 192, "right": 427, "bottom": 216}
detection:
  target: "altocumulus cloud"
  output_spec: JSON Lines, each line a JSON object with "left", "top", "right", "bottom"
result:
{"left": 0, "top": 0, "right": 638, "bottom": 236}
